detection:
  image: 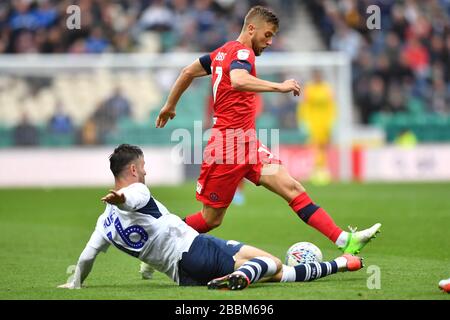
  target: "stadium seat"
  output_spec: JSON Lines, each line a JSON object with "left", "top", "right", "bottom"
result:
{"left": 369, "top": 112, "right": 391, "bottom": 128}
{"left": 279, "top": 129, "right": 308, "bottom": 145}
{"left": 0, "top": 126, "right": 12, "bottom": 147}
{"left": 40, "top": 131, "right": 76, "bottom": 147}
{"left": 257, "top": 113, "right": 279, "bottom": 129}
{"left": 406, "top": 98, "right": 425, "bottom": 115}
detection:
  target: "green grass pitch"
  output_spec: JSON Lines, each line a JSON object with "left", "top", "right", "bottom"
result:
{"left": 0, "top": 182, "right": 449, "bottom": 300}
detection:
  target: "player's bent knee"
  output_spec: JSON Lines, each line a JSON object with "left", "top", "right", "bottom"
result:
{"left": 205, "top": 218, "right": 222, "bottom": 229}
{"left": 203, "top": 213, "right": 225, "bottom": 229}
{"left": 272, "top": 257, "right": 283, "bottom": 273}
{"left": 202, "top": 206, "right": 227, "bottom": 229}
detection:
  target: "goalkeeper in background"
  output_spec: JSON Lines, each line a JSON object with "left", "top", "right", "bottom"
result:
{"left": 297, "top": 69, "right": 336, "bottom": 185}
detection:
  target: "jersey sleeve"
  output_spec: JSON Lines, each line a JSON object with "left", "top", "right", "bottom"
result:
{"left": 86, "top": 228, "right": 110, "bottom": 253}
{"left": 117, "top": 183, "right": 151, "bottom": 212}
{"left": 199, "top": 54, "right": 212, "bottom": 74}
{"left": 230, "top": 48, "right": 255, "bottom": 73}
{"left": 69, "top": 232, "right": 107, "bottom": 288}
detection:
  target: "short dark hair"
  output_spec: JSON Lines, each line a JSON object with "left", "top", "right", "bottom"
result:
{"left": 109, "top": 144, "right": 143, "bottom": 177}
{"left": 244, "top": 6, "right": 279, "bottom": 30}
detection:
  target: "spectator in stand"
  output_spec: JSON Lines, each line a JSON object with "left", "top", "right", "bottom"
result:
{"left": 92, "top": 87, "right": 132, "bottom": 143}
{"left": 401, "top": 36, "right": 429, "bottom": 77}
{"left": 330, "top": 20, "right": 362, "bottom": 61}
{"left": 359, "top": 76, "right": 386, "bottom": 124}
{"left": 85, "top": 26, "right": 110, "bottom": 53}
{"left": 48, "top": 101, "right": 73, "bottom": 135}
{"left": 386, "top": 83, "right": 407, "bottom": 114}
{"left": 104, "top": 87, "right": 132, "bottom": 120}
{"left": 384, "top": 32, "right": 402, "bottom": 66}
{"left": 78, "top": 118, "right": 98, "bottom": 146}
{"left": 306, "top": 0, "right": 450, "bottom": 126}
{"left": 429, "top": 34, "right": 446, "bottom": 65}
{"left": 0, "top": 0, "right": 295, "bottom": 54}
{"left": 139, "top": 0, "right": 174, "bottom": 32}
{"left": 426, "top": 77, "right": 450, "bottom": 114}
{"left": 13, "top": 113, "right": 39, "bottom": 146}
{"left": 390, "top": 4, "right": 409, "bottom": 39}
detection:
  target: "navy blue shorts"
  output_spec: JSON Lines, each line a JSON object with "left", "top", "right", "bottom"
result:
{"left": 178, "top": 234, "right": 244, "bottom": 286}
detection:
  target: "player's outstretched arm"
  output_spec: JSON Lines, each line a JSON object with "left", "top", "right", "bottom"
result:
{"left": 230, "top": 69, "right": 301, "bottom": 96}
{"left": 156, "top": 59, "right": 209, "bottom": 128}
{"left": 102, "top": 184, "right": 150, "bottom": 212}
{"left": 57, "top": 245, "right": 101, "bottom": 289}
{"left": 102, "top": 189, "right": 125, "bottom": 205}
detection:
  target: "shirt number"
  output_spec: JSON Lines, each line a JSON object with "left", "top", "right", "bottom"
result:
{"left": 211, "top": 66, "right": 222, "bottom": 103}
{"left": 113, "top": 217, "right": 148, "bottom": 249}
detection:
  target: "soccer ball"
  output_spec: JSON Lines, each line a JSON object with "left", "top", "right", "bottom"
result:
{"left": 285, "top": 242, "right": 323, "bottom": 266}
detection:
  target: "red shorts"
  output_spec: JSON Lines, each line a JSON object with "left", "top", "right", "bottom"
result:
{"left": 196, "top": 139, "right": 281, "bottom": 208}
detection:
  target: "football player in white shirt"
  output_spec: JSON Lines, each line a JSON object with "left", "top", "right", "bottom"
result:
{"left": 58, "top": 144, "right": 364, "bottom": 291}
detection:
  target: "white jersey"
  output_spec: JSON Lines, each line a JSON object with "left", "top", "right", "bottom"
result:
{"left": 86, "top": 183, "right": 199, "bottom": 283}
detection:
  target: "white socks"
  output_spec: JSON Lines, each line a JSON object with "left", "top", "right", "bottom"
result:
{"left": 335, "top": 231, "right": 349, "bottom": 248}
{"left": 280, "top": 265, "right": 296, "bottom": 282}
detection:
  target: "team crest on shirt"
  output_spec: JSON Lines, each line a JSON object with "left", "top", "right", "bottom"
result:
{"left": 237, "top": 49, "right": 250, "bottom": 60}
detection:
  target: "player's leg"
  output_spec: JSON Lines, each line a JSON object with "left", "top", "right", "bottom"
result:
{"left": 233, "top": 245, "right": 282, "bottom": 270}
{"left": 184, "top": 160, "right": 248, "bottom": 232}
{"left": 266, "top": 254, "right": 364, "bottom": 283}
{"left": 207, "top": 245, "right": 282, "bottom": 290}
{"left": 207, "top": 244, "right": 364, "bottom": 290}
{"left": 252, "top": 163, "right": 343, "bottom": 244}
{"left": 256, "top": 163, "right": 381, "bottom": 254}
{"left": 184, "top": 205, "right": 228, "bottom": 233}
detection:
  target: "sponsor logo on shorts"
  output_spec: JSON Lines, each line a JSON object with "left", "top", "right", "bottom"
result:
{"left": 209, "top": 192, "right": 219, "bottom": 202}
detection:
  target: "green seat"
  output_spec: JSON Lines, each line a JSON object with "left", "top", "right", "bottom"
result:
{"left": 390, "top": 113, "right": 412, "bottom": 127}
{"left": 257, "top": 113, "right": 279, "bottom": 129}
{"left": 384, "top": 113, "right": 410, "bottom": 142}
{"left": 370, "top": 112, "right": 391, "bottom": 128}
{"left": 407, "top": 97, "right": 425, "bottom": 114}
{"left": 279, "top": 129, "right": 307, "bottom": 145}
{"left": 117, "top": 118, "right": 138, "bottom": 130}
{"left": 0, "top": 126, "right": 12, "bottom": 147}
{"left": 407, "top": 113, "right": 450, "bottom": 142}
{"left": 160, "top": 31, "right": 179, "bottom": 52}
{"left": 39, "top": 130, "right": 75, "bottom": 147}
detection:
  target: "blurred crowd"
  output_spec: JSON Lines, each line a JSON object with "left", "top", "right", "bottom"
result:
{"left": 2, "top": 0, "right": 450, "bottom": 147}
{"left": 306, "top": 0, "right": 450, "bottom": 124}
{"left": 0, "top": 0, "right": 291, "bottom": 54}
{"left": 0, "top": 0, "right": 297, "bottom": 147}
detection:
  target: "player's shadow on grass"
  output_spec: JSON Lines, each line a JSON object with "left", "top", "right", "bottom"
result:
{"left": 88, "top": 276, "right": 367, "bottom": 291}
{"left": 89, "top": 283, "right": 178, "bottom": 290}
{"left": 315, "top": 277, "right": 368, "bottom": 283}
{"left": 247, "top": 277, "right": 367, "bottom": 289}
